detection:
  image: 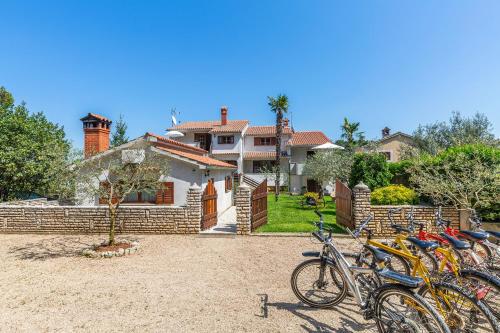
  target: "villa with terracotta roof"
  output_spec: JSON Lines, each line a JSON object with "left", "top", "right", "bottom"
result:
{"left": 76, "top": 113, "right": 236, "bottom": 212}
{"left": 169, "top": 107, "right": 335, "bottom": 194}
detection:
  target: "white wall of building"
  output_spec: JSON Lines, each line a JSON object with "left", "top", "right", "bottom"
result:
{"left": 161, "top": 158, "right": 202, "bottom": 206}
{"left": 211, "top": 133, "right": 242, "bottom": 155}
{"left": 201, "top": 169, "right": 234, "bottom": 215}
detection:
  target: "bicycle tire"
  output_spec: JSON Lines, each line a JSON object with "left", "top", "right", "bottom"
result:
{"left": 418, "top": 281, "right": 500, "bottom": 332}
{"left": 290, "top": 258, "right": 348, "bottom": 308}
{"left": 460, "top": 269, "right": 500, "bottom": 320}
{"left": 374, "top": 283, "right": 450, "bottom": 333}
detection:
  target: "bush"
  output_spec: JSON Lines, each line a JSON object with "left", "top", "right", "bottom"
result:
{"left": 371, "top": 185, "right": 419, "bottom": 205}
{"left": 349, "top": 152, "right": 392, "bottom": 190}
{"left": 388, "top": 160, "right": 412, "bottom": 186}
{"left": 303, "top": 192, "right": 319, "bottom": 202}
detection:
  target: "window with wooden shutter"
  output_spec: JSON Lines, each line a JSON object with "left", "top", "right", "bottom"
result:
{"left": 156, "top": 182, "right": 174, "bottom": 205}
{"left": 98, "top": 182, "right": 118, "bottom": 204}
{"left": 225, "top": 176, "right": 232, "bottom": 192}
{"left": 254, "top": 137, "right": 261, "bottom": 146}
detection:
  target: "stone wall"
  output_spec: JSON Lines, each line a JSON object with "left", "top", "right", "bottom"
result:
{"left": 235, "top": 184, "right": 251, "bottom": 235}
{"left": 0, "top": 185, "right": 202, "bottom": 234}
{"left": 352, "top": 182, "right": 462, "bottom": 237}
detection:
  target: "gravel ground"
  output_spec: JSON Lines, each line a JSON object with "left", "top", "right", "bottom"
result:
{"left": 0, "top": 234, "right": 376, "bottom": 332}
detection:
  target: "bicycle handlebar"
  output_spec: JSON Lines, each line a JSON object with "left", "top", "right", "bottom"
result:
{"left": 352, "top": 214, "right": 373, "bottom": 238}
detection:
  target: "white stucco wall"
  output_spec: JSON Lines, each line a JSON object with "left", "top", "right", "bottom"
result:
{"left": 201, "top": 169, "right": 234, "bottom": 215}
{"left": 160, "top": 158, "right": 202, "bottom": 206}
{"left": 211, "top": 133, "right": 242, "bottom": 155}
{"left": 243, "top": 134, "right": 290, "bottom": 152}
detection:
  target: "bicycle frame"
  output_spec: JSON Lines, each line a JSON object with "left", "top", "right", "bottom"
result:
{"left": 322, "top": 237, "right": 379, "bottom": 308}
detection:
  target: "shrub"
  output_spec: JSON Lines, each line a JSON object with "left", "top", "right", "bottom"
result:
{"left": 409, "top": 144, "right": 499, "bottom": 211}
{"left": 388, "top": 160, "right": 412, "bottom": 186}
{"left": 349, "top": 152, "right": 392, "bottom": 190}
{"left": 303, "top": 192, "right": 319, "bottom": 202}
{"left": 371, "top": 185, "right": 419, "bottom": 205}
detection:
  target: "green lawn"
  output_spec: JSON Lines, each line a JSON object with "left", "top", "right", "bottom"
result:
{"left": 255, "top": 194, "right": 346, "bottom": 233}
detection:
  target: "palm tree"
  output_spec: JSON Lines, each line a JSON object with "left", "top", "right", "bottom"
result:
{"left": 341, "top": 117, "right": 364, "bottom": 149}
{"left": 267, "top": 94, "right": 289, "bottom": 201}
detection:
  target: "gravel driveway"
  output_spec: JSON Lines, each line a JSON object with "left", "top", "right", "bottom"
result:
{"left": 0, "top": 234, "right": 376, "bottom": 332}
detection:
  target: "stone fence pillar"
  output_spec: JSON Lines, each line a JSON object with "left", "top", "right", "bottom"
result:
{"left": 235, "top": 184, "right": 252, "bottom": 235}
{"left": 187, "top": 183, "right": 203, "bottom": 233}
{"left": 352, "top": 182, "right": 371, "bottom": 228}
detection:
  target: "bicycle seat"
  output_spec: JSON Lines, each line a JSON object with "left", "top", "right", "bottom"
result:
{"left": 440, "top": 233, "right": 471, "bottom": 250}
{"left": 390, "top": 224, "right": 412, "bottom": 234}
{"left": 460, "top": 230, "right": 489, "bottom": 241}
{"left": 406, "top": 237, "right": 439, "bottom": 251}
{"left": 487, "top": 230, "right": 500, "bottom": 239}
{"left": 364, "top": 245, "right": 392, "bottom": 263}
{"left": 377, "top": 268, "right": 424, "bottom": 288}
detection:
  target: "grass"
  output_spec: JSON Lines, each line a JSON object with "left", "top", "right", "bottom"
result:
{"left": 255, "top": 194, "right": 346, "bottom": 233}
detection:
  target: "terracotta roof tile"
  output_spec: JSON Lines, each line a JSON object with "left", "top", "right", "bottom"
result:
{"left": 156, "top": 146, "right": 237, "bottom": 169}
{"left": 170, "top": 120, "right": 248, "bottom": 133}
{"left": 80, "top": 113, "right": 112, "bottom": 123}
{"left": 146, "top": 133, "right": 208, "bottom": 154}
{"left": 245, "top": 126, "right": 293, "bottom": 136}
{"left": 287, "top": 131, "right": 332, "bottom": 147}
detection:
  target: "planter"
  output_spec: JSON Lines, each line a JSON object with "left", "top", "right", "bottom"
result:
{"left": 82, "top": 240, "right": 139, "bottom": 258}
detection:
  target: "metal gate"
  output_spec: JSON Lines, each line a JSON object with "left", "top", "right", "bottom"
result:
{"left": 335, "top": 179, "right": 353, "bottom": 229}
{"left": 251, "top": 179, "right": 268, "bottom": 231}
{"left": 202, "top": 179, "right": 217, "bottom": 230}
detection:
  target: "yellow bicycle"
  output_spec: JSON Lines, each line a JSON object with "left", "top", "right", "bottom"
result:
{"left": 348, "top": 213, "right": 499, "bottom": 332}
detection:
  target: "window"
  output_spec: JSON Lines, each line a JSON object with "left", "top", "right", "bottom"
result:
{"left": 307, "top": 150, "right": 316, "bottom": 158}
{"left": 381, "top": 151, "right": 391, "bottom": 161}
{"left": 226, "top": 160, "right": 237, "bottom": 166}
{"left": 217, "top": 135, "right": 234, "bottom": 144}
{"left": 254, "top": 137, "right": 276, "bottom": 146}
{"left": 252, "top": 160, "right": 275, "bottom": 173}
{"left": 156, "top": 182, "right": 174, "bottom": 205}
{"left": 225, "top": 175, "right": 232, "bottom": 192}
{"left": 194, "top": 133, "right": 211, "bottom": 151}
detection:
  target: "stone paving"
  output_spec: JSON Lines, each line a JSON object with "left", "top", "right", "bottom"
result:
{"left": 0, "top": 234, "right": 375, "bottom": 332}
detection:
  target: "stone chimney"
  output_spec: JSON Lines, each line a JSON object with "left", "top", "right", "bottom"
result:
{"left": 382, "top": 127, "right": 390, "bottom": 138}
{"left": 283, "top": 118, "right": 289, "bottom": 127}
{"left": 80, "top": 113, "right": 112, "bottom": 158}
{"left": 221, "top": 106, "right": 228, "bottom": 126}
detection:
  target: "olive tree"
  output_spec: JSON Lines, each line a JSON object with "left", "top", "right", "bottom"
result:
{"left": 409, "top": 144, "right": 499, "bottom": 210}
{"left": 77, "top": 143, "right": 170, "bottom": 245}
{"left": 303, "top": 150, "right": 353, "bottom": 188}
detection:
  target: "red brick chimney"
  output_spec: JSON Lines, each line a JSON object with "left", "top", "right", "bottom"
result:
{"left": 80, "top": 113, "right": 112, "bottom": 158}
{"left": 221, "top": 106, "right": 228, "bottom": 126}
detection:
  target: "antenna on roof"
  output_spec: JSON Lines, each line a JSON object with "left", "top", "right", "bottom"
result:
{"left": 290, "top": 110, "right": 295, "bottom": 132}
{"left": 171, "top": 108, "right": 180, "bottom": 127}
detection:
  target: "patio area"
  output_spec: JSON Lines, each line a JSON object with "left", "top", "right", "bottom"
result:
{"left": 0, "top": 234, "right": 375, "bottom": 332}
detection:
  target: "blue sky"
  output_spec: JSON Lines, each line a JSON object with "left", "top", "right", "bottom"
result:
{"left": 1, "top": 0, "right": 499, "bottom": 148}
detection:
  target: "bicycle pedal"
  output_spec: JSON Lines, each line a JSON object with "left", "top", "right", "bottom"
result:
{"left": 362, "top": 309, "right": 374, "bottom": 320}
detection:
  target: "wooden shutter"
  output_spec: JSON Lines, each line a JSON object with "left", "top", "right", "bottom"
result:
{"left": 99, "top": 182, "right": 109, "bottom": 204}
{"left": 270, "top": 137, "right": 277, "bottom": 145}
{"left": 156, "top": 182, "right": 174, "bottom": 205}
{"left": 254, "top": 137, "right": 260, "bottom": 146}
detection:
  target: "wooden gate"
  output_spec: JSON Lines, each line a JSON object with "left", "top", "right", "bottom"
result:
{"left": 202, "top": 179, "right": 217, "bottom": 230}
{"left": 335, "top": 179, "right": 353, "bottom": 229}
{"left": 251, "top": 179, "right": 268, "bottom": 231}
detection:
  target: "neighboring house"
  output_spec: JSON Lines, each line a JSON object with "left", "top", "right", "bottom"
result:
{"left": 77, "top": 113, "right": 236, "bottom": 214}
{"left": 288, "top": 131, "right": 333, "bottom": 194}
{"left": 169, "top": 107, "right": 334, "bottom": 194}
{"left": 373, "top": 127, "right": 415, "bottom": 162}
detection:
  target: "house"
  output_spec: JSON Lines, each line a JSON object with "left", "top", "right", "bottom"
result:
{"left": 373, "top": 127, "right": 415, "bottom": 162}
{"left": 168, "top": 107, "right": 335, "bottom": 194}
{"left": 77, "top": 113, "right": 236, "bottom": 214}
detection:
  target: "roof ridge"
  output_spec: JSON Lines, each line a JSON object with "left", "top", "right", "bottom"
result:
{"left": 145, "top": 132, "right": 208, "bottom": 154}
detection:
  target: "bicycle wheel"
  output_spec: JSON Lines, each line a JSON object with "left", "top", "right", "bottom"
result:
{"left": 374, "top": 284, "right": 450, "bottom": 333}
{"left": 460, "top": 269, "right": 500, "bottom": 320}
{"left": 291, "top": 258, "right": 348, "bottom": 308}
{"left": 415, "top": 249, "right": 439, "bottom": 274}
{"left": 418, "top": 281, "right": 499, "bottom": 332}
{"left": 472, "top": 242, "right": 492, "bottom": 261}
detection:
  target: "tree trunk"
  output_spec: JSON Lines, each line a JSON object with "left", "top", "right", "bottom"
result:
{"left": 275, "top": 110, "right": 282, "bottom": 201}
{"left": 109, "top": 206, "right": 117, "bottom": 246}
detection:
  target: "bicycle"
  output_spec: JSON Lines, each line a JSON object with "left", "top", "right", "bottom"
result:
{"left": 291, "top": 211, "right": 451, "bottom": 333}
{"left": 349, "top": 213, "right": 500, "bottom": 332}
